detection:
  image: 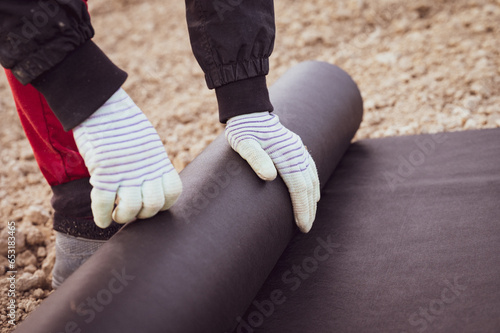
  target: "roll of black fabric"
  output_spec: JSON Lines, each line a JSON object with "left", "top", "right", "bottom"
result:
{"left": 14, "top": 61, "right": 363, "bottom": 333}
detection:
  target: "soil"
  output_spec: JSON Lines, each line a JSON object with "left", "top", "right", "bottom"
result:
{"left": 0, "top": 0, "right": 499, "bottom": 331}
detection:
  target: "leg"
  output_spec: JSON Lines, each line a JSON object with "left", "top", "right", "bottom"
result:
{"left": 4, "top": 70, "right": 122, "bottom": 288}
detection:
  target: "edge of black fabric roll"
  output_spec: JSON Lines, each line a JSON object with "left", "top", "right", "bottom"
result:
{"left": 14, "top": 61, "right": 363, "bottom": 333}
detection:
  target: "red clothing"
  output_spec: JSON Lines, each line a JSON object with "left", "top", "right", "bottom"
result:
{"left": 5, "top": 69, "right": 122, "bottom": 240}
{"left": 5, "top": 69, "right": 89, "bottom": 186}
{"left": 1, "top": 0, "right": 122, "bottom": 239}
{"left": 3, "top": 0, "right": 90, "bottom": 186}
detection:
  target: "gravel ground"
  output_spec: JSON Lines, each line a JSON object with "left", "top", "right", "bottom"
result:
{"left": 0, "top": 0, "right": 499, "bottom": 331}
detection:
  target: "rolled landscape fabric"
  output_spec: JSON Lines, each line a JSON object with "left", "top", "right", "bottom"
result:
{"left": 14, "top": 61, "right": 363, "bottom": 333}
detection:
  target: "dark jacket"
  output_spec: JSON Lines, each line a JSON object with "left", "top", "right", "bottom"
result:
{"left": 0, "top": 0, "right": 275, "bottom": 130}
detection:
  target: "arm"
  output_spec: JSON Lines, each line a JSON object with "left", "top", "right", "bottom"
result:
{"left": 185, "top": 0, "right": 320, "bottom": 232}
{"left": 185, "top": 0, "right": 275, "bottom": 122}
{"left": 0, "top": 0, "right": 126, "bottom": 130}
{"left": 0, "top": 1, "right": 182, "bottom": 227}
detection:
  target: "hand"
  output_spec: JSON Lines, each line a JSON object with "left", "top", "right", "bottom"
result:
{"left": 225, "top": 112, "right": 320, "bottom": 233}
{"left": 73, "top": 88, "right": 182, "bottom": 228}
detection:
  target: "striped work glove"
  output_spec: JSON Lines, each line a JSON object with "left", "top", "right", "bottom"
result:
{"left": 73, "top": 88, "right": 182, "bottom": 228}
{"left": 225, "top": 112, "right": 320, "bottom": 233}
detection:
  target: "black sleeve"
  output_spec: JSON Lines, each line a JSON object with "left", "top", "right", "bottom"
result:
{"left": 185, "top": 0, "right": 276, "bottom": 123}
{"left": 0, "top": 0, "right": 127, "bottom": 131}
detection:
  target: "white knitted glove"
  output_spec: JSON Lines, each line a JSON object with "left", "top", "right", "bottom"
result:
{"left": 73, "top": 88, "right": 182, "bottom": 228}
{"left": 225, "top": 112, "right": 320, "bottom": 233}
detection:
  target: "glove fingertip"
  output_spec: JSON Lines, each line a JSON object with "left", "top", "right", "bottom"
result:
{"left": 256, "top": 166, "right": 278, "bottom": 181}
{"left": 161, "top": 172, "right": 183, "bottom": 211}
{"left": 296, "top": 214, "right": 314, "bottom": 233}
{"left": 162, "top": 193, "right": 181, "bottom": 211}
{"left": 94, "top": 216, "right": 113, "bottom": 229}
{"left": 245, "top": 149, "right": 277, "bottom": 181}
{"left": 90, "top": 189, "right": 116, "bottom": 228}
{"left": 111, "top": 209, "right": 135, "bottom": 224}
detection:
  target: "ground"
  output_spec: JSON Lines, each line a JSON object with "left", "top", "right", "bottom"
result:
{"left": 0, "top": 0, "right": 499, "bottom": 331}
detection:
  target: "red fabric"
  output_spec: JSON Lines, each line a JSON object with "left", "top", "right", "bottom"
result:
{"left": 3, "top": 0, "right": 90, "bottom": 187}
{"left": 4, "top": 70, "right": 90, "bottom": 186}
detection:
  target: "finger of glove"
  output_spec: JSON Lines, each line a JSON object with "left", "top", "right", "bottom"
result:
{"left": 309, "top": 166, "right": 321, "bottom": 229}
{"left": 112, "top": 187, "right": 143, "bottom": 224}
{"left": 301, "top": 160, "right": 316, "bottom": 227}
{"left": 308, "top": 155, "right": 321, "bottom": 203}
{"left": 306, "top": 157, "right": 319, "bottom": 228}
{"left": 281, "top": 172, "right": 312, "bottom": 233}
{"left": 137, "top": 178, "right": 165, "bottom": 219}
{"left": 236, "top": 139, "right": 277, "bottom": 181}
{"left": 161, "top": 171, "right": 183, "bottom": 211}
{"left": 308, "top": 165, "right": 319, "bottom": 225}
{"left": 90, "top": 188, "right": 117, "bottom": 229}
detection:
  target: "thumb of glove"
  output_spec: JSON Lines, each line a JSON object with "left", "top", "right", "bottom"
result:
{"left": 235, "top": 139, "right": 277, "bottom": 181}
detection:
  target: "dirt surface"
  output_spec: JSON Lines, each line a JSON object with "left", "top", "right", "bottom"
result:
{"left": 0, "top": 0, "right": 499, "bottom": 331}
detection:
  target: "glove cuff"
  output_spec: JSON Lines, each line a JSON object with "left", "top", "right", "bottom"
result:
{"left": 226, "top": 111, "right": 273, "bottom": 124}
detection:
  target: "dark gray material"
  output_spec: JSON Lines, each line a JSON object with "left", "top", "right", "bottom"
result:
{"left": 14, "top": 61, "right": 363, "bottom": 333}
{"left": 239, "top": 128, "right": 500, "bottom": 333}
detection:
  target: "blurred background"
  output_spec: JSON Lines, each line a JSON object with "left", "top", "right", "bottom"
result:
{"left": 0, "top": 0, "right": 498, "bottom": 329}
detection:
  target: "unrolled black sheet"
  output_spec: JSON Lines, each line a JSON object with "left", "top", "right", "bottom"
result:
{"left": 14, "top": 61, "right": 363, "bottom": 333}
{"left": 239, "top": 128, "right": 500, "bottom": 333}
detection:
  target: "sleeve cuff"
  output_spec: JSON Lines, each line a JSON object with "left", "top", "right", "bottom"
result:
{"left": 31, "top": 40, "right": 128, "bottom": 131}
{"left": 215, "top": 76, "right": 274, "bottom": 123}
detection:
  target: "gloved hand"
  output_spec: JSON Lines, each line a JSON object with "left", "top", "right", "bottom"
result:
{"left": 73, "top": 88, "right": 182, "bottom": 228}
{"left": 225, "top": 112, "right": 320, "bottom": 233}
